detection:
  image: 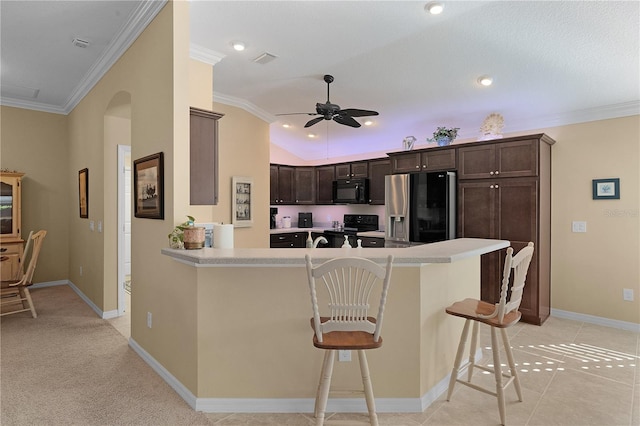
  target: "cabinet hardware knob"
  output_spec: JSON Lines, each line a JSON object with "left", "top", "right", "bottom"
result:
{"left": 490, "top": 185, "right": 494, "bottom": 189}
{"left": 415, "top": 165, "right": 420, "bottom": 169}
{"left": 495, "top": 185, "right": 499, "bottom": 188}
{"left": 489, "top": 171, "right": 494, "bottom": 175}
{"left": 495, "top": 170, "right": 500, "bottom": 174}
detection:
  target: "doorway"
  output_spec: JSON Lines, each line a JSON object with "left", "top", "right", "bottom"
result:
{"left": 117, "top": 145, "right": 132, "bottom": 318}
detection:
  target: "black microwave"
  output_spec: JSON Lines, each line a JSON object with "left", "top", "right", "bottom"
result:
{"left": 332, "top": 178, "right": 369, "bottom": 204}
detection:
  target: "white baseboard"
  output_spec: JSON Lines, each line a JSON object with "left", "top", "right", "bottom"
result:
{"left": 551, "top": 309, "right": 640, "bottom": 332}
{"left": 128, "top": 338, "right": 198, "bottom": 410}
{"left": 31, "top": 280, "right": 112, "bottom": 319}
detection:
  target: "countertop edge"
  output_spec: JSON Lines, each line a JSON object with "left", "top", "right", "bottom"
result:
{"left": 161, "top": 238, "right": 509, "bottom": 267}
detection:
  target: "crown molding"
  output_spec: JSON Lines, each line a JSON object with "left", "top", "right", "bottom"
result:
{"left": 61, "top": 0, "right": 168, "bottom": 114}
{"left": 190, "top": 44, "right": 226, "bottom": 66}
{"left": 213, "top": 91, "right": 276, "bottom": 124}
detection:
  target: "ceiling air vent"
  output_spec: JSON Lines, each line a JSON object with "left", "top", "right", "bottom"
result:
{"left": 253, "top": 52, "right": 277, "bottom": 65}
{"left": 72, "top": 38, "right": 90, "bottom": 48}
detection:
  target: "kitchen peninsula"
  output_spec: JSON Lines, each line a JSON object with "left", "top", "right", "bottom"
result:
{"left": 160, "top": 238, "right": 508, "bottom": 412}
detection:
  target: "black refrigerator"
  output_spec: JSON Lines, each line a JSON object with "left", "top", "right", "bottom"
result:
{"left": 385, "top": 171, "right": 456, "bottom": 247}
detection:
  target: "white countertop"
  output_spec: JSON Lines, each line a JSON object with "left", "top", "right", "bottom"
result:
{"left": 162, "top": 238, "right": 509, "bottom": 267}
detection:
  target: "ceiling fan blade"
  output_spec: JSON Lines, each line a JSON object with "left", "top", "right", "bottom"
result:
{"left": 339, "top": 108, "right": 379, "bottom": 118}
{"left": 333, "top": 114, "right": 361, "bottom": 128}
{"left": 304, "top": 116, "right": 325, "bottom": 128}
{"left": 275, "top": 112, "right": 316, "bottom": 116}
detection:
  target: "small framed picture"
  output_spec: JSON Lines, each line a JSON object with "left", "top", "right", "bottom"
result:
{"left": 232, "top": 176, "right": 252, "bottom": 227}
{"left": 78, "top": 168, "right": 88, "bottom": 218}
{"left": 134, "top": 152, "right": 164, "bottom": 219}
{"left": 592, "top": 178, "right": 620, "bottom": 200}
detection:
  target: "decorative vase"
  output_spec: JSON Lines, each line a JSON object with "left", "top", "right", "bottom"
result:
{"left": 436, "top": 136, "right": 452, "bottom": 147}
{"left": 183, "top": 226, "right": 205, "bottom": 249}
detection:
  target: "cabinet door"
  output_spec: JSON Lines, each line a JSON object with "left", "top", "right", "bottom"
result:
{"left": 496, "top": 140, "right": 538, "bottom": 178}
{"left": 270, "top": 233, "right": 295, "bottom": 248}
{"left": 457, "top": 144, "right": 497, "bottom": 179}
{"left": 458, "top": 181, "right": 496, "bottom": 239}
{"left": 0, "top": 174, "right": 22, "bottom": 239}
{"left": 190, "top": 107, "right": 223, "bottom": 205}
{"left": 270, "top": 165, "right": 279, "bottom": 204}
{"left": 335, "top": 163, "right": 352, "bottom": 179}
{"left": 368, "top": 159, "right": 391, "bottom": 204}
{"left": 316, "top": 165, "right": 335, "bottom": 204}
{"left": 390, "top": 152, "right": 421, "bottom": 173}
{"left": 295, "top": 167, "right": 315, "bottom": 204}
{"left": 421, "top": 149, "right": 456, "bottom": 171}
{"left": 0, "top": 242, "right": 22, "bottom": 280}
{"left": 351, "top": 161, "right": 369, "bottom": 178}
{"left": 277, "top": 166, "right": 296, "bottom": 204}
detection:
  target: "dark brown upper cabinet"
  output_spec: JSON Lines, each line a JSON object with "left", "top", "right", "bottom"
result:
{"left": 190, "top": 107, "right": 223, "bottom": 205}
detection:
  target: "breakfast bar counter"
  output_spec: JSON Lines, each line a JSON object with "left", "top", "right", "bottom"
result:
{"left": 159, "top": 238, "right": 508, "bottom": 413}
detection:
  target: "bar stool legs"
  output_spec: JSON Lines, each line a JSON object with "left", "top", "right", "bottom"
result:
{"left": 315, "top": 350, "right": 335, "bottom": 425}
{"left": 358, "top": 349, "right": 379, "bottom": 426}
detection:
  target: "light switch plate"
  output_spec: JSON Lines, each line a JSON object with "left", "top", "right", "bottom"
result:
{"left": 572, "top": 221, "right": 587, "bottom": 233}
{"left": 89, "top": 220, "right": 95, "bottom": 231}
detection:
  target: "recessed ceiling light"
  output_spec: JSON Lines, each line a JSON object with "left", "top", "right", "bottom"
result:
{"left": 478, "top": 75, "right": 493, "bottom": 86}
{"left": 282, "top": 123, "right": 291, "bottom": 128}
{"left": 307, "top": 133, "right": 316, "bottom": 138}
{"left": 231, "top": 41, "right": 245, "bottom": 51}
{"left": 425, "top": 2, "right": 444, "bottom": 15}
{"left": 364, "top": 120, "right": 373, "bottom": 126}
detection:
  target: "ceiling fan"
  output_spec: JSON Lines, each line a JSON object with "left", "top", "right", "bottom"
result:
{"left": 277, "top": 75, "right": 379, "bottom": 128}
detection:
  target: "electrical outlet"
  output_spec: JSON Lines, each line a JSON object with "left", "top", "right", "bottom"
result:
{"left": 338, "top": 350, "right": 351, "bottom": 362}
{"left": 79, "top": 266, "right": 83, "bottom": 276}
{"left": 147, "top": 312, "right": 153, "bottom": 328}
{"left": 623, "top": 289, "right": 634, "bottom": 301}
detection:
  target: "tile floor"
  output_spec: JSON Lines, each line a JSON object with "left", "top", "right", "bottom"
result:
{"left": 108, "top": 313, "right": 639, "bottom": 425}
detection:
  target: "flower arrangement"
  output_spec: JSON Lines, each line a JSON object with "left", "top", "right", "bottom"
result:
{"left": 427, "top": 127, "right": 460, "bottom": 145}
{"left": 168, "top": 215, "right": 195, "bottom": 249}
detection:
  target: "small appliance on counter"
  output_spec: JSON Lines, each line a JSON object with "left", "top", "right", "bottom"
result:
{"left": 282, "top": 216, "right": 292, "bottom": 228}
{"left": 270, "top": 207, "right": 278, "bottom": 229}
{"left": 298, "top": 212, "right": 313, "bottom": 228}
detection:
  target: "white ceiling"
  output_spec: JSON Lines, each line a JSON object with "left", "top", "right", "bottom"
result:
{"left": 2, "top": 1, "right": 639, "bottom": 162}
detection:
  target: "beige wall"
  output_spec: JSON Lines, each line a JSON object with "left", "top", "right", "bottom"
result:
{"left": 0, "top": 106, "right": 70, "bottom": 283}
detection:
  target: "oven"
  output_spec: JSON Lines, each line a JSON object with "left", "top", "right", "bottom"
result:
{"left": 323, "top": 214, "right": 379, "bottom": 248}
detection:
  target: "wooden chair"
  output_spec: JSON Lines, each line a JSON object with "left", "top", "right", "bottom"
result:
{"left": 305, "top": 254, "right": 394, "bottom": 426}
{"left": 1, "top": 230, "right": 47, "bottom": 318}
{"left": 15, "top": 230, "right": 34, "bottom": 280}
{"left": 445, "top": 242, "right": 535, "bottom": 426}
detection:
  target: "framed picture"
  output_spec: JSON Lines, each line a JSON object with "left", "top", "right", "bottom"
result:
{"left": 232, "top": 176, "right": 252, "bottom": 227}
{"left": 78, "top": 168, "right": 88, "bottom": 218}
{"left": 134, "top": 152, "right": 164, "bottom": 219}
{"left": 592, "top": 178, "right": 620, "bottom": 200}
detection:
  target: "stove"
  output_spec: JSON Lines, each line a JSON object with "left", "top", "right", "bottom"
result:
{"left": 323, "top": 214, "right": 379, "bottom": 247}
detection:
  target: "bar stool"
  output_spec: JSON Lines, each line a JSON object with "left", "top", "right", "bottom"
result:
{"left": 445, "top": 242, "right": 534, "bottom": 426}
{"left": 305, "top": 254, "right": 394, "bottom": 426}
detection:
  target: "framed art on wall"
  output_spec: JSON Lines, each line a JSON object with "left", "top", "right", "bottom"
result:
{"left": 78, "top": 168, "right": 88, "bottom": 218}
{"left": 232, "top": 176, "right": 252, "bottom": 227}
{"left": 592, "top": 178, "right": 620, "bottom": 200}
{"left": 134, "top": 152, "right": 164, "bottom": 219}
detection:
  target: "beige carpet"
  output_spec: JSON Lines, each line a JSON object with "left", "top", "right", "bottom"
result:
{"left": 1, "top": 285, "right": 213, "bottom": 425}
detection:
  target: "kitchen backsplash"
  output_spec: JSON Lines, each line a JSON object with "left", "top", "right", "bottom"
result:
{"left": 272, "top": 204, "right": 385, "bottom": 230}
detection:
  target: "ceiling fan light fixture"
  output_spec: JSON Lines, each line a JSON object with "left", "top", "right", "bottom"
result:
{"left": 478, "top": 75, "right": 493, "bottom": 86}
{"left": 425, "top": 2, "right": 444, "bottom": 15}
{"left": 231, "top": 41, "right": 245, "bottom": 51}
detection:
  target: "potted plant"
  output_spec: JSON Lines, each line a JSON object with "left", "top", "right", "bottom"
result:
{"left": 168, "top": 215, "right": 204, "bottom": 249}
{"left": 427, "top": 127, "right": 460, "bottom": 146}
